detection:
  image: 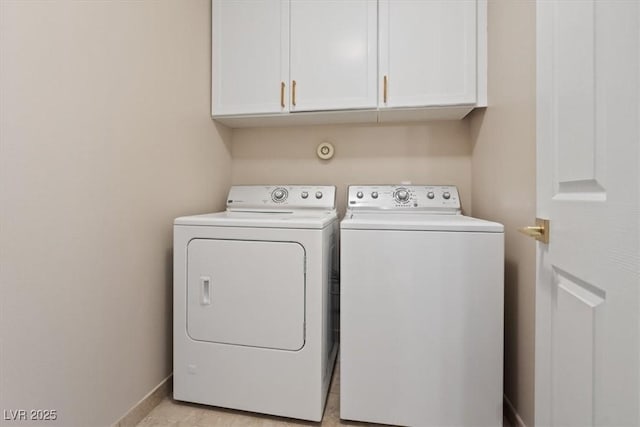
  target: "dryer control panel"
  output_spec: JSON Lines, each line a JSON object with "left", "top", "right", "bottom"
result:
{"left": 347, "top": 185, "right": 461, "bottom": 213}
{"left": 227, "top": 185, "right": 336, "bottom": 210}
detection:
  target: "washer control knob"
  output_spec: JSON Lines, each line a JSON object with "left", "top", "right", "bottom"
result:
{"left": 356, "top": 191, "right": 364, "bottom": 199}
{"left": 427, "top": 191, "right": 435, "bottom": 199}
{"left": 371, "top": 191, "right": 378, "bottom": 199}
{"left": 315, "top": 191, "right": 323, "bottom": 199}
{"left": 301, "top": 191, "right": 309, "bottom": 199}
{"left": 443, "top": 191, "right": 451, "bottom": 200}
{"left": 395, "top": 189, "right": 409, "bottom": 202}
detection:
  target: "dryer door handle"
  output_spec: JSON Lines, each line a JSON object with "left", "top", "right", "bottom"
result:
{"left": 200, "top": 276, "right": 212, "bottom": 305}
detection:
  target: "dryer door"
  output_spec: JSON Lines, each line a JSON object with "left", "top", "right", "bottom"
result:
{"left": 186, "top": 239, "right": 305, "bottom": 351}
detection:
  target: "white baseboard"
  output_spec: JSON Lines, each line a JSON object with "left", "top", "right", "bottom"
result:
{"left": 504, "top": 394, "right": 527, "bottom": 427}
{"left": 112, "top": 374, "right": 172, "bottom": 427}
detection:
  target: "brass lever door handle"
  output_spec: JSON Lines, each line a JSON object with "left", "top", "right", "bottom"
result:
{"left": 518, "top": 218, "right": 550, "bottom": 244}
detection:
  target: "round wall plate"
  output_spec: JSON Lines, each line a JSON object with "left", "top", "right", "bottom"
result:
{"left": 317, "top": 141, "right": 335, "bottom": 160}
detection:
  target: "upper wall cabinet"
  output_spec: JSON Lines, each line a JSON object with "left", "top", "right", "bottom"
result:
{"left": 290, "top": 1, "right": 377, "bottom": 112}
{"left": 212, "top": 0, "right": 377, "bottom": 122}
{"left": 212, "top": 0, "right": 486, "bottom": 128}
{"left": 378, "top": 0, "right": 486, "bottom": 122}
{"left": 212, "top": 0, "right": 289, "bottom": 116}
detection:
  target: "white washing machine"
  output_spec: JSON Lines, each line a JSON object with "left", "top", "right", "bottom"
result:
{"left": 173, "top": 185, "right": 338, "bottom": 421}
{"left": 340, "top": 185, "right": 504, "bottom": 427}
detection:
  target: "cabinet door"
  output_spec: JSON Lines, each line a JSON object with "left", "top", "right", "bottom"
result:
{"left": 212, "top": 0, "right": 289, "bottom": 116}
{"left": 379, "top": 0, "right": 477, "bottom": 108}
{"left": 290, "top": 0, "right": 377, "bottom": 112}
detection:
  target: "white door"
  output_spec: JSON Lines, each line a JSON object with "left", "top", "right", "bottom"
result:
{"left": 187, "top": 239, "right": 305, "bottom": 351}
{"left": 289, "top": 0, "right": 377, "bottom": 112}
{"left": 212, "top": 0, "right": 289, "bottom": 116}
{"left": 378, "top": 0, "right": 477, "bottom": 108}
{"left": 535, "top": 2, "right": 640, "bottom": 426}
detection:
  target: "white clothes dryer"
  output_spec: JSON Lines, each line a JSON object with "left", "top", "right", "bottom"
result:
{"left": 340, "top": 185, "right": 504, "bottom": 427}
{"left": 174, "top": 185, "right": 338, "bottom": 421}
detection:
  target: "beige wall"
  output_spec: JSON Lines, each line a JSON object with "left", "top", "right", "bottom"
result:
{"left": 232, "top": 122, "right": 472, "bottom": 214}
{"left": 0, "top": 1, "right": 231, "bottom": 426}
{"left": 469, "top": 1, "right": 537, "bottom": 426}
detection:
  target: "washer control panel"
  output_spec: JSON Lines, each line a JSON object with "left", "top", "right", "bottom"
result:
{"left": 227, "top": 185, "right": 336, "bottom": 210}
{"left": 347, "top": 185, "right": 461, "bottom": 212}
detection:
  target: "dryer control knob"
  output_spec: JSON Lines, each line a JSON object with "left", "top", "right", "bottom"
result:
{"left": 371, "top": 191, "right": 378, "bottom": 199}
{"left": 443, "top": 191, "right": 451, "bottom": 200}
{"left": 272, "top": 188, "right": 288, "bottom": 202}
{"left": 356, "top": 191, "right": 364, "bottom": 199}
{"left": 301, "top": 191, "right": 309, "bottom": 199}
{"left": 427, "top": 191, "right": 435, "bottom": 199}
{"left": 315, "top": 191, "right": 323, "bottom": 199}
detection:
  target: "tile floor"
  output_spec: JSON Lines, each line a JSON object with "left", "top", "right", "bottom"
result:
{"left": 136, "top": 363, "right": 347, "bottom": 427}
{"left": 137, "top": 363, "right": 510, "bottom": 426}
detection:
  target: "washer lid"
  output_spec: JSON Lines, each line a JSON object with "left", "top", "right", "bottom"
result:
{"left": 341, "top": 213, "right": 504, "bottom": 232}
{"left": 175, "top": 210, "right": 337, "bottom": 229}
